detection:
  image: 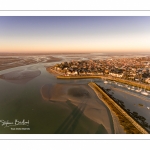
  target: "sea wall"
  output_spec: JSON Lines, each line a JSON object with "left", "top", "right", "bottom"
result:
{"left": 56, "top": 75, "right": 150, "bottom": 91}
{"left": 88, "top": 82, "right": 148, "bottom": 134}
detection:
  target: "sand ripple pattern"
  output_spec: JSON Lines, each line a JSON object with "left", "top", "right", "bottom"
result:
{"left": 0, "top": 68, "right": 41, "bottom": 84}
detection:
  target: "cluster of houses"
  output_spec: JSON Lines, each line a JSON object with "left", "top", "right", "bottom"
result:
{"left": 51, "top": 56, "right": 150, "bottom": 84}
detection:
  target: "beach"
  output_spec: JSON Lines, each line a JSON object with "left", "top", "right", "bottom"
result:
{"left": 40, "top": 82, "right": 120, "bottom": 133}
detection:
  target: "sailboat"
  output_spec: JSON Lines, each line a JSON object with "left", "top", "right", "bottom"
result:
{"left": 131, "top": 86, "right": 135, "bottom": 90}
{"left": 127, "top": 86, "right": 131, "bottom": 90}
{"left": 118, "top": 83, "right": 121, "bottom": 86}
{"left": 146, "top": 90, "right": 150, "bottom": 93}
{"left": 141, "top": 86, "right": 148, "bottom": 96}
{"left": 135, "top": 87, "right": 142, "bottom": 92}
{"left": 120, "top": 84, "right": 123, "bottom": 87}
{"left": 104, "top": 78, "right": 108, "bottom": 84}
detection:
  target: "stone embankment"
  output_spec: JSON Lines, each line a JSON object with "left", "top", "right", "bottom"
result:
{"left": 57, "top": 75, "right": 150, "bottom": 91}
{"left": 88, "top": 82, "right": 148, "bottom": 134}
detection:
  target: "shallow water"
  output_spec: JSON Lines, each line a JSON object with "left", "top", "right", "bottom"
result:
{"left": 1, "top": 52, "right": 149, "bottom": 134}
{"left": 0, "top": 62, "right": 114, "bottom": 134}
{"left": 95, "top": 79, "right": 150, "bottom": 132}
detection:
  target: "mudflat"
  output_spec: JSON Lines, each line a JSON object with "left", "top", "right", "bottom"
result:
{"left": 0, "top": 55, "right": 62, "bottom": 71}
{"left": 41, "top": 83, "right": 115, "bottom": 133}
{"left": 0, "top": 69, "right": 41, "bottom": 84}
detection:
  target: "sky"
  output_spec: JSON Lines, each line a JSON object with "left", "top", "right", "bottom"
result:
{"left": 0, "top": 16, "right": 150, "bottom": 53}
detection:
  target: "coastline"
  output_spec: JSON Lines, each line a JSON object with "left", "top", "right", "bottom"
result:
{"left": 0, "top": 56, "right": 62, "bottom": 71}
{"left": 46, "top": 67, "right": 64, "bottom": 76}
{"left": 46, "top": 67, "right": 150, "bottom": 133}
{"left": 56, "top": 74, "right": 150, "bottom": 91}
{"left": 88, "top": 82, "right": 148, "bottom": 134}
{"left": 40, "top": 83, "right": 115, "bottom": 133}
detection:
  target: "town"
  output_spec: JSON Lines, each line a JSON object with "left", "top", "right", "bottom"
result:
{"left": 50, "top": 56, "right": 150, "bottom": 84}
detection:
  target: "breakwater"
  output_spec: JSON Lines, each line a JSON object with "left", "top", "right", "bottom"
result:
{"left": 88, "top": 82, "right": 148, "bottom": 134}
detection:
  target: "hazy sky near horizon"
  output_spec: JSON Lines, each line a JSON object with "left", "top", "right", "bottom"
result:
{"left": 0, "top": 16, "right": 150, "bottom": 53}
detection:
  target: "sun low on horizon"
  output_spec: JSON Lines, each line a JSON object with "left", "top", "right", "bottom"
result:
{"left": 0, "top": 16, "right": 150, "bottom": 53}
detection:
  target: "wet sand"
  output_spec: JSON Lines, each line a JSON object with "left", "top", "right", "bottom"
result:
{"left": 0, "top": 55, "right": 62, "bottom": 71}
{"left": 0, "top": 69, "right": 41, "bottom": 84}
{"left": 41, "top": 83, "right": 115, "bottom": 133}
